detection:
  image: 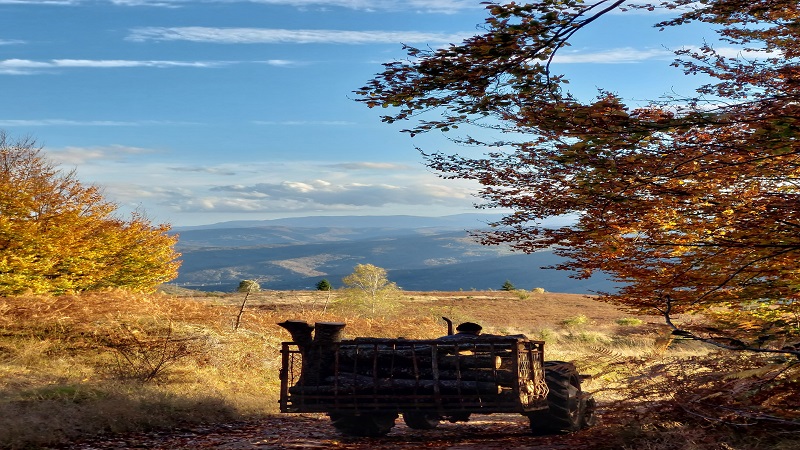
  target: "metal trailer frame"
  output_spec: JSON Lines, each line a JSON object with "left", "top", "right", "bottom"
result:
{"left": 279, "top": 336, "right": 550, "bottom": 416}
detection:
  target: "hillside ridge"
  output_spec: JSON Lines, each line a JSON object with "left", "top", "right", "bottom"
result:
{"left": 171, "top": 214, "right": 612, "bottom": 294}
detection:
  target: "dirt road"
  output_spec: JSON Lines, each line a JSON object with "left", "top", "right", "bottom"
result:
{"left": 63, "top": 414, "right": 600, "bottom": 450}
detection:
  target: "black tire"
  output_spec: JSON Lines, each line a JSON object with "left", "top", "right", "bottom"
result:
{"left": 402, "top": 412, "right": 441, "bottom": 429}
{"left": 528, "top": 361, "right": 592, "bottom": 435}
{"left": 329, "top": 412, "right": 397, "bottom": 437}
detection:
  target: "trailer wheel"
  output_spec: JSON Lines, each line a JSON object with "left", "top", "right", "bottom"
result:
{"left": 329, "top": 412, "right": 397, "bottom": 437}
{"left": 402, "top": 412, "right": 441, "bottom": 429}
{"left": 528, "top": 361, "right": 593, "bottom": 435}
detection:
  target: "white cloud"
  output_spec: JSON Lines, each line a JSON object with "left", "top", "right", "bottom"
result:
{"left": 243, "top": 0, "right": 480, "bottom": 13}
{"left": 331, "top": 162, "right": 413, "bottom": 170}
{"left": 552, "top": 47, "right": 672, "bottom": 64}
{"left": 550, "top": 44, "right": 783, "bottom": 65}
{"left": 49, "top": 144, "right": 157, "bottom": 165}
{"left": 41, "top": 145, "right": 480, "bottom": 225}
{"left": 110, "top": 0, "right": 183, "bottom": 6}
{"left": 252, "top": 120, "right": 355, "bottom": 126}
{"left": 262, "top": 59, "right": 308, "bottom": 67}
{"left": 206, "top": 177, "right": 471, "bottom": 211}
{"left": 0, "top": 0, "right": 77, "bottom": 4}
{"left": 0, "top": 58, "right": 240, "bottom": 75}
{"left": 127, "top": 27, "right": 472, "bottom": 45}
{"left": 51, "top": 59, "right": 228, "bottom": 68}
{"left": 65, "top": 157, "right": 476, "bottom": 221}
{"left": 169, "top": 166, "right": 239, "bottom": 176}
{"left": 20, "top": 0, "right": 480, "bottom": 13}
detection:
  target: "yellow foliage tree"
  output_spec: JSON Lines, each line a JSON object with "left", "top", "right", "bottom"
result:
{"left": 341, "top": 263, "right": 399, "bottom": 315}
{"left": 0, "top": 132, "right": 180, "bottom": 295}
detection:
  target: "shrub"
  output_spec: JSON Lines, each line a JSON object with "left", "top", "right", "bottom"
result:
{"left": 561, "top": 314, "right": 589, "bottom": 327}
{"left": 531, "top": 287, "right": 546, "bottom": 294}
{"left": 616, "top": 317, "right": 644, "bottom": 326}
{"left": 237, "top": 280, "right": 260, "bottom": 293}
{"left": 103, "top": 321, "right": 207, "bottom": 382}
{"left": 501, "top": 280, "right": 515, "bottom": 291}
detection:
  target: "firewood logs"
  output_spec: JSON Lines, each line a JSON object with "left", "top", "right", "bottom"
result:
{"left": 289, "top": 337, "right": 531, "bottom": 401}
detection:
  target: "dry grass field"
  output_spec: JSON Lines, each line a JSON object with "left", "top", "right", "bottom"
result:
{"left": 0, "top": 289, "right": 796, "bottom": 449}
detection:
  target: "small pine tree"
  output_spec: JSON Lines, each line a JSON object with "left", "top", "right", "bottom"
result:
{"left": 316, "top": 279, "right": 332, "bottom": 291}
{"left": 501, "top": 280, "right": 515, "bottom": 291}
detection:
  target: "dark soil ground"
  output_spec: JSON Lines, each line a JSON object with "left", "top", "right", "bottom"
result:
{"left": 62, "top": 413, "right": 611, "bottom": 450}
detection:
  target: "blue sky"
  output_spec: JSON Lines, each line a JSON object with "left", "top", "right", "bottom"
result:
{"left": 1, "top": 0, "right": 732, "bottom": 227}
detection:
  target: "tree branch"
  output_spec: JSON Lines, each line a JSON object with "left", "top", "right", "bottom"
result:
{"left": 659, "top": 295, "right": 800, "bottom": 358}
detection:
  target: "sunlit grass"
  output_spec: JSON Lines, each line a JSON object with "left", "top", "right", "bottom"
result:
{"left": 1, "top": 289, "right": 794, "bottom": 449}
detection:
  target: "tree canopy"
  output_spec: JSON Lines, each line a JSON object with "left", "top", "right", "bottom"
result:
{"left": 356, "top": 0, "right": 800, "bottom": 353}
{"left": 342, "top": 263, "right": 399, "bottom": 315}
{"left": 0, "top": 133, "right": 180, "bottom": 295}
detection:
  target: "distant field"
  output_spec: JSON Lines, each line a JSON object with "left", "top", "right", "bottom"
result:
{"left": 201, "top": 289, "right": 663, "bottom": 339}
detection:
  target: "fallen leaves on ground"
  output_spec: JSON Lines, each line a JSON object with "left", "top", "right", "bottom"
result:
{"left": 58, "top": 414, "right": 598, "bottom": 450}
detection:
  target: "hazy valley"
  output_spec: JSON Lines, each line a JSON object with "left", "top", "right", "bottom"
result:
{"left": 171, "top": 214, "right": 614, "bottom": 293}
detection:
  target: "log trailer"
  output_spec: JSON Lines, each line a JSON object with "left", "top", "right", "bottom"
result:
{"left": 277, "top": 319, "right": 595, "bottom": 437}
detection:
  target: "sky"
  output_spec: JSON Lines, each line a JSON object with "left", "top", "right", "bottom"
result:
{"left": 1, "top": 0, "right": 730, "bottom": 227}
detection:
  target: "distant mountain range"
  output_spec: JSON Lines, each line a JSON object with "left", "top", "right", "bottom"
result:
{"left": 170, "top": 214, "right": 616, "bottom": 294}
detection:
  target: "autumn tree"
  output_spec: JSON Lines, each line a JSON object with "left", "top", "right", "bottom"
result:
{"left": 341, "top": 263, "right": 399, "bottom": 315}
{"left": 237, "top": 279, "right": 261, "bottom": 293}
{"left": 356, "top": 0, "right": 800, "bottom": 355}
{"left": 0, "top": 132, "right": 180, "bottom": 295}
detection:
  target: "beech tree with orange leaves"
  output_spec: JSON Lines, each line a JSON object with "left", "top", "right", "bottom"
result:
{"left": 356, "top": 0, "right": 800, "bottom": 355}
{"left": 0, "top": 132, "right": 180, "bottom": 295}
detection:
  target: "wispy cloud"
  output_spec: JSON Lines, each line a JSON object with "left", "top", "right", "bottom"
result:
{"left": 49, "top": 144, "right": 157, "bottom": 166}
{"left": 552, "top": 45, "right": 784, "bottom": 65}
{"left": 242, "top": 0, "right": 480, "bottom": 13}
{"left": 169, "top": 166, "right": 239, "bottom": 176}
{"left": 0, "top": 118, "right": 195, "bottom": 126}
{"left": 127, "top": 27, "right": 471, "bottom": 45}
{"left": 330, "top": 162, "right": 413, "bottom": 170}
{"left": 0, "top": 58, "right": 238, "bottom": 74}
{"left": 0, "top": 0, "right": 78, "bottom": 4}
{"left": 15, "top": 0, "right": 479, "bottom": 13}
{"left": 552, "top": 47, "right": 672, "bottom": 64}
{"left": 252, "top": 120, "right": 355, "bottom": 126}
{"left": 261, "top": 59, "right": 308, "bottom": 67}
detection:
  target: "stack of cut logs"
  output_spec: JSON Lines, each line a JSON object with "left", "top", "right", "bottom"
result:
{"left": 297, "top": 337, "right": 535, "bottom": 400}
{"left": 278, "top": 320, "right": 544, "bottom": 406}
